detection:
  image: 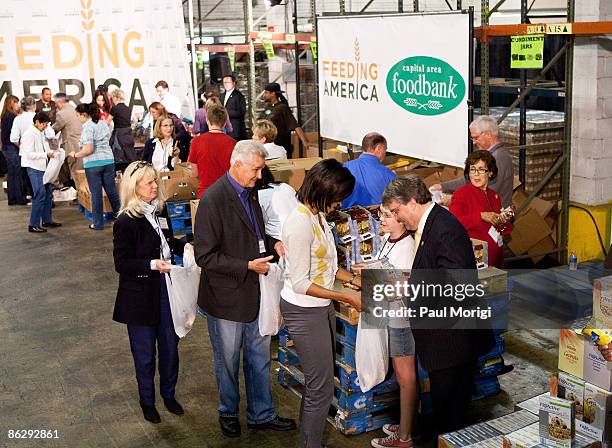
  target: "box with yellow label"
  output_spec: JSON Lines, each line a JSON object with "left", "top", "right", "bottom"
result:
{"left": 559, "top": 329, "right": 586, "bottom": 380}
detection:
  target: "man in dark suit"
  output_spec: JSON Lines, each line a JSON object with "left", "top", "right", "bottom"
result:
{"left": 220, "top": 75, "right": 247, "bottom": 141}
{"left": 382, "top": 176, "right": 494, "bottom": 440}
{"left": 194, "top": 139, "right": 296, "bottom": 438}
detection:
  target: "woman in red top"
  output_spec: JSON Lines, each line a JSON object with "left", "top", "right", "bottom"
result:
{"left": 449, "top": 150, "right": 513, "bottom": 268}
{"left": 95, "top": 88, "right": 112, "bottom": 125}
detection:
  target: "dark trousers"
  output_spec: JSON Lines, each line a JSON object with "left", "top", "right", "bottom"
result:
{"left": 280, "top": 300, "right": 336, "bottom": 448}
{"left": 428, "top": 363, "right": 474, "bottom": 438}
{"left": 127, "top": 277, "right": 179, "bottom": 407}
{"left": 2, "top": 147, "right": 27, "bottom": 205}
{"left": 84, "top": 163, "right": 120, "bottom": 229}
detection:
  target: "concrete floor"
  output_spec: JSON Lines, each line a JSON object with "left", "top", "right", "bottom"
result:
{"left": 0, "top": 187, "right": 557, "bottom": 448}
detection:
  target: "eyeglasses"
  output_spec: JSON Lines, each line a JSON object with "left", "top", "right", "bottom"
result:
{"left": 130, "top": 161, "right": 153, "bottom": 177}
{"left": 469, "top": 167, "right": 489, "bottom": 175}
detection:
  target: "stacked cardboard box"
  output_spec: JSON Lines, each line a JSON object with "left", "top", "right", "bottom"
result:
{"left": 74, "top": 169, "right": 119, "bottom": 213}
{"left": 266, "top": 157, "right": 322, "bottom": 191}
{"left": 554, "top": 275, "right": 612, "bottom": 445}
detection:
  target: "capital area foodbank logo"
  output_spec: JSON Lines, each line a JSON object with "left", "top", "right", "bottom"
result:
{"left": 386, "top": 56, "right": 466, "bottom": 116}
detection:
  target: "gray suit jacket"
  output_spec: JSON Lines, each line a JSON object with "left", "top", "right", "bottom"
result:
{"left": 53, "top": 105, "right": 83, "bottom": 152}
{"left": 442, "top": 143, "right": 514, "bottom": 208}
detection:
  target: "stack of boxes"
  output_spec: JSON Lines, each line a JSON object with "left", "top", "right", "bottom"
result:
{"left": 555, "top": 275, "right": 612, "bottom": 446}
{"left": 74, "top": 169, "right": 119, "bottom": 222}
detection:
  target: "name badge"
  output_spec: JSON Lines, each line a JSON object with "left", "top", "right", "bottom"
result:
{"left": 158, "top": 217, "right": 169, "bottom": 230}
{"left": 488, "top": 226, "right": 503, "bottom": 247}
{"left": 258, "top": 239, "right": 266, "bottom": 254}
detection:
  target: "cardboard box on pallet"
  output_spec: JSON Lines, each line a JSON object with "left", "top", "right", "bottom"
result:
{"left": 267, "top": 157, "right": 322, "bottom": 191}
{"left": 539, "top": 395, "right": 575, "bottom": 448}
{"left": 162, "top": 169, "right": 199, "bottom": 202}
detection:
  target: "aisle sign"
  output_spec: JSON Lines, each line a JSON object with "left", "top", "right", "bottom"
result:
{"left": 263, "top": 40, "right": 276, "bottom": 60}
{"left": 317, "top": 13, "right": 470, "bottom": 167}
{"left": 546, "top": 23, "right": 572, "bottom": 34}
{"left": 510, "top": 34, "right": 544, "bottom": 69}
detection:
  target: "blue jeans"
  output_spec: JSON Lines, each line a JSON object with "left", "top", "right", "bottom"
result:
{"left": 27, "top": 168, "right": 53, "bottom": 227}
{"left": 127, "top": 277, "right": 179, "bottom": 406}
{"left": 84, "top": 163, "right": 120, "bottom": 229}
{"left": 206, "top": 314, "right": 276, "bottom": 424}
{"left": 2, "top": 147, "right": 27, "bottom": 205}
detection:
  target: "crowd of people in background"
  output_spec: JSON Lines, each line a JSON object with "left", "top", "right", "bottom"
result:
{"left": 1, "top": 75, "right": 522, "bottom": 448}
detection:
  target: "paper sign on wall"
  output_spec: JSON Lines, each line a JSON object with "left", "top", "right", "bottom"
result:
{"left": 310, "top": 41, "right": 318, "bottom": 62}
{"left": 511, "top": 34, "right": 544, "bottom": 69}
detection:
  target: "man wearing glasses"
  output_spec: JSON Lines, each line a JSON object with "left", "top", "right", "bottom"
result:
{"left": 431, "top": 116, "right": 514, "bottom": 208}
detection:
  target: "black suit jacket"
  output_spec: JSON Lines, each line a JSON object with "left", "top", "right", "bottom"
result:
{"left": 141, "top": 138, "right": 174, "bottom": 171}
{"left": 194, "top": 174, "right": 279, "bottom": 323}
{"left": 112, "top": 209, "right": 185, "bottom": 326}
{"left": 411, "top": 204, "right": 494, "bottom": 372}
{"left": 220, "top": 90, "right": 247, "bottom": 140}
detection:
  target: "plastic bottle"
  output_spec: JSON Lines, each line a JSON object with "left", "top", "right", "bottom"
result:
{"left": 569, "top": 251, "right": 578, "bottom": 271}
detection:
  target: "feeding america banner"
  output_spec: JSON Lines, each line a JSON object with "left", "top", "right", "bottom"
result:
{"left": 317, "top": 12, "right": 470, "bottom": 167}
{"left": 0, "top": 0, "right": 194, "bottom": 117}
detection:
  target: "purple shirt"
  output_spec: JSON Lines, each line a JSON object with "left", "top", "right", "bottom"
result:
{"left": 193, "top": 108, "right": 233, "bottom": 135}
{"left": 226, "top": 172, "right": 265, "bottom": 247}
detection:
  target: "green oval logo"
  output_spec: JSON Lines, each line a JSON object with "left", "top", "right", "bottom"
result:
{"left": 386, "top": 56, "right": 466, "bottom": 116}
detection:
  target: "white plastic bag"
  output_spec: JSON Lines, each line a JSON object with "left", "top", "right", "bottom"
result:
{"left": 166, "top": 250, "right": 200, "bottom": 338}
{"left": 43, "top": 148, "right": 65, "bottom": 184}
{"left": 258, "top": 260, "right": 285, "bottom": 336}
{"left": 355, "top": 315, "right": 388, "bottom": 392}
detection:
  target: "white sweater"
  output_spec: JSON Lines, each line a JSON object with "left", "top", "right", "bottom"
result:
{"left": 281, "top": 204, "right": 338, "bottom": 307}
{"left": 20, "top": 126, "right": 52, "bottom": 171}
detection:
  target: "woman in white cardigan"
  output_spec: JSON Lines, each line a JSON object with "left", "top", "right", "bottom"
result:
{"left": 20, "top": 112, "right": 60, "bottom": 233}
{"left": 280, "top": 159, "right": 361, "bottom": 448}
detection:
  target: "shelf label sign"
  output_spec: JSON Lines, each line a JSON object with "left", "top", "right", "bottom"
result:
{"left": 510, "top": 34, "right": 544, "bottom": 69}
{"left": 527, "top": 25, "right": 545, "bottom": 34}
{"left": 547, "top": 23, "right": 572, "bottom": 34}
{"left": 386, "top": 56, "right": 466, "bottom": 116}
{"left": 263, "top": 40, "right": 275, "bottom": 60}
{"left": 310, "top": 41, "right": 317, "bottom": 62}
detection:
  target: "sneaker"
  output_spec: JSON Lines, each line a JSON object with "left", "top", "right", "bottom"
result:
{"left": 371, "top": 432, "right": 413, "bottom": 448}
{"left": 382, "top": 424, "right": 399, "bottom": 436}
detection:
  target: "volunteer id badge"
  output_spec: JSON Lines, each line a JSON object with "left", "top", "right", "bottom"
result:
{"left": 258, "top": 239, "right": 266, "bottom": 253}
{"left": 158, "top": 217, "right": 169, "bottom": 230}
{"left": 488, "top": 226, "right": 503, "bottom": 247}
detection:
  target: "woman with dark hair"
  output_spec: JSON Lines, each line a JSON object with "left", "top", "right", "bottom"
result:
{"left": 1, "top": 95, "right": 28, "bottom": 205}
{"left": 280, "top": 159, "right": 361, "bottom": 448}
{"left": 256, "top": 165, "right": 299, "bottom": 240}
{"left": 94, "top": 87, "right": 113, "bottom": 124}
{"left": 449, "top": 150, "right": 513, "bottom": 268}
{"left": 68, "top": 102, "right": 120, "bottom": 230}
{"left": 260, "top": 82, "right": 309, "bottom": 158}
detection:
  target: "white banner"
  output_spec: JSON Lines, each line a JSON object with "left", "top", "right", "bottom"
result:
{"left": 318, "top": 13, "right": 470, "bottom": 167}
{"left": 0, "top": 0, "right": 194, "bottom": 118}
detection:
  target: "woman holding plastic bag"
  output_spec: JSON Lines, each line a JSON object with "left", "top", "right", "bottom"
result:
{"left": 112, "top": 161, "right": 193, "bottom": 424}
{"left": 353, "top": 205, "right": 417, "bottom": 448}
{"left": 281, "top": 159, "right": 361, "bottom": 448}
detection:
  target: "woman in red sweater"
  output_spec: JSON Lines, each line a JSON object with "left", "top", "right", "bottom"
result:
{"left": 449, "top": 150, "right": 513, "bottom": 268}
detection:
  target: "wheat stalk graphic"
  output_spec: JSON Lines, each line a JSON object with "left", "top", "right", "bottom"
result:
{"left": 354, "top": 38, "right": 360, "bottom": 84}
{"left": 80, "top": 0, "right": 94, "bottom": 80}
{"left": 81, "top": 0, "right": 93, "bottom": 30}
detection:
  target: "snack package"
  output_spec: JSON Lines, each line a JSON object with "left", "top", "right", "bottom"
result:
{"left": 356, "top": 238, "right": 375, "bottom": 263}
{"left": 557, "top": 372, "right": 585, "bottom": 421}
{"left": 539, "top": 395, "right": 575, "bottom": 448}
{"left": 327, "top": 210, "right": 355, "bottom": 244}
{"left": 345, "top": 206, "right": 375, "bottom": 241}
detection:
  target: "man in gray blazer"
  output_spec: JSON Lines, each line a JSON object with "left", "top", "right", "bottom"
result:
{"left": 194, "top": 140, "right": 296, "bottom": 438}
{"left": 53, "top": 93, "right": 83, "bottom": 184}
{"left": 433, "top": 116, "right": 514, "bottom": 208}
